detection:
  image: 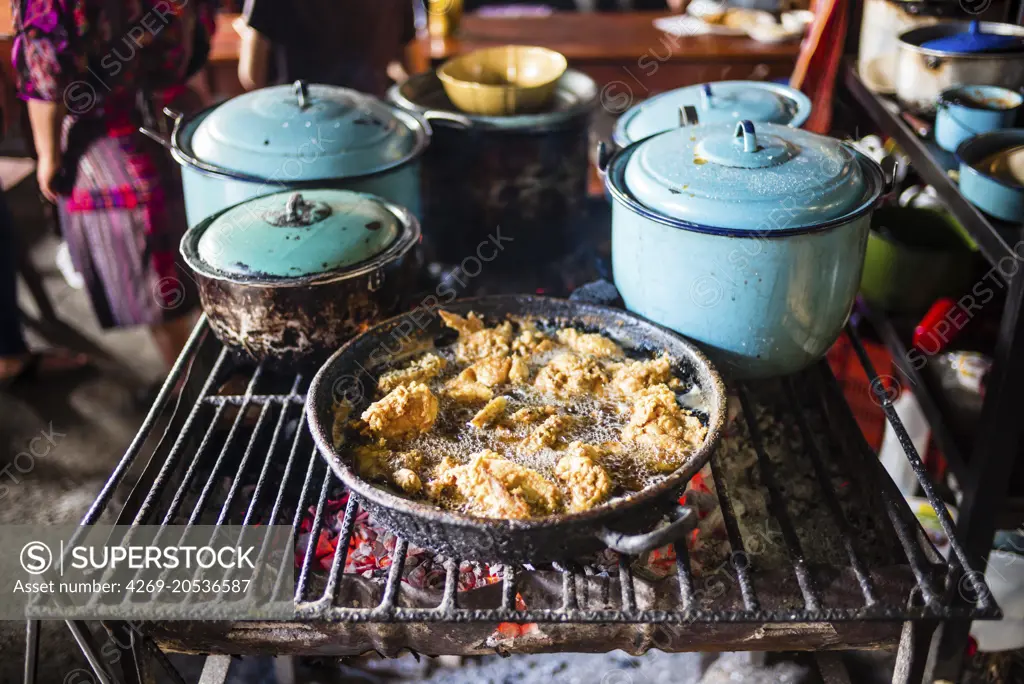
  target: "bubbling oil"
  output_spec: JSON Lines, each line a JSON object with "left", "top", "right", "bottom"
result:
{"left": 343, "top": 317, "right": 710, "bottom": 514}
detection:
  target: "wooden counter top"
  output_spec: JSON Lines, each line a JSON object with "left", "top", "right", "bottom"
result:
{"left": 412, "top": 11, "right": 800, "bottom": 64}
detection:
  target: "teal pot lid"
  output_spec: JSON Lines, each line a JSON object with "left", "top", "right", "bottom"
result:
{"left": 613, "top": 81, "right": 811, "bottom": 146}
{"left": 186, "top": 189, "right": 407, "bottom": 280}
{"left": 188, "top": 81, "right": 426, "bottom": 180}
{"left": 617, "top": 120, "right": 880, "bottom": 233}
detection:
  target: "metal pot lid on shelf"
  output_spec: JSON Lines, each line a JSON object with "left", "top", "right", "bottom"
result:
{"left": 613, "top": 81, "right": 811, "bottom": 146}
{"left": 188, "top": 81, "right": 426, "bottom": 180}
{"left": 184, "top": 189, "right": 406, "bottom": 281}
{"left": 612, "top": 120, "right": 884, "bottom": 234}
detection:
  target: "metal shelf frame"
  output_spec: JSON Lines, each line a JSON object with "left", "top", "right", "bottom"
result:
{"left": 841, "top": 65, "right": 1024, "bottom": 680}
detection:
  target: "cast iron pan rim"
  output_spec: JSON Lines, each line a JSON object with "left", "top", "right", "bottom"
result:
{"left": 170, "top": 103, "right": 431, "bottom": 184}
{"left": 306, "top": 294, "right": 727, "bottom": 533}
{"left": 179, "top": 190, "right": 422, "bottom": 287}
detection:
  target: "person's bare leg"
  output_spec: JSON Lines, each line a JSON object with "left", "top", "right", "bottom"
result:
{"left": 150, "top": 315, "right": 196, "bottom": 369}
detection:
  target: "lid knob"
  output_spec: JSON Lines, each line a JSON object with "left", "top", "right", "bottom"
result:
{"left": 264, "top": 193, "right": 333, "bottom": 227}
{"left": 678, "top": 105, "right": 699, "bottom": 128}
{"left": 734, "top": 120, "right": 758, "bottom": 153}
{"left": 700, "top": 84, "right": 713, "bottom": 110}
{"left": 294, "top": 80, "right": 310, "bottom": 110}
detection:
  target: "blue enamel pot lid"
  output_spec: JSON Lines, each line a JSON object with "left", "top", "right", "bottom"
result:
{"left": 607, "top": 120, "right": 886, "bottom": 237}
{"left": 613, "top": 81, "right": 812, "bottom": 147}
{"left": 181, "top": 189, "right": 420, "bottom": 284}
{"left": 185, "top": 81, "right": 428, "bottom": 181}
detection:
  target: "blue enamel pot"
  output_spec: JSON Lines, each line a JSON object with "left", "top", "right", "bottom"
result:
{"left": 142, "top": 81, "right": 469, "bottom": 227}
{"left": 956, "top": 129, "right": 1024, "bottom": 223}
{"left": 935, "top": 86, "right": 1023, "bottom": 153}
{"left": 602, "top": 120, "right": 887, "bottom": 379}
{"left": 612, "top": 80, "right": 811, "bottom": 148}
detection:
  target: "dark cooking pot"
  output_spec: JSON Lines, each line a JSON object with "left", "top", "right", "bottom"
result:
{"left": 180, "top": 189, "right": 421, "bottom": 366}
{"left": 143, "top": 80, "right": 467, "bottom": 227}
{"left": 387, "top": 71, "right": 597, "bottom": 266}
{"left": 306, "top": 295, "right": 727, "bottom": 563}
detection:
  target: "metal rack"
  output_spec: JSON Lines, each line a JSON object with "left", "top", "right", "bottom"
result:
{"left": 841, "top": 64, "right": 1024, "bottom": 680}
{"left": 27, "top": 312, "right": 997, "bottom": 684}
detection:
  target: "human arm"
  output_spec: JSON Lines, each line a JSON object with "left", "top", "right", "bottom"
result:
{"left": 27, "top": 99, "right": 64, "bottom": 202}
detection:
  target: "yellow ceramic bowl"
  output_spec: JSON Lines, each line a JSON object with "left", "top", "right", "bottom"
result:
{"left": 437, "top": 45, "right": 568, "bottom": 116}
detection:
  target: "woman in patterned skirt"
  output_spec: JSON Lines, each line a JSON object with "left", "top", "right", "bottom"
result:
{"left": 13, "top": 0, "right": 213, "bottom": 369}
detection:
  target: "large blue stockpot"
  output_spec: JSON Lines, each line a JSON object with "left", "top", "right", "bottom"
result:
{"left": 602, "top": 120, "right": 886, "bottom": 378}
{"left": 935, "top": 85, "right": 1023, "bottom": 153}
{"left": 144, "top": 81, "right": 462, "bottom": 226}
{"left": 612, "top": 80, "right": 811, "bottom": 148}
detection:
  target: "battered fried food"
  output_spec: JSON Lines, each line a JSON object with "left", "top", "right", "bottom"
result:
{"left": 512, "top": 327, "right": 557, "bottom": 357}
{"left": 361, "top": 382, "right": 439, "bottom": 440}
{"left": 608, "top": 354, "right": 673, "bottom": 397}
{"left": 508, "top": 356, "right": 530, "bottom": 384}
{"left": 521, "top": 414, "right": 574, "bottom": 453}
{"left": 439, "top": 310, "right": 513, "bottom": 363}
{"left": 443, "top": 370, "right": 494, "bottom": 404}
{"left": 508, "top": 405, "right": 557, "bottom": 425}
{"left": 354, "top": 446, "right": 424, "bottom": 494}
{"left": 392, "top": 468, "right": 422, "bottom": 494}
{"left": 534, "top": 353, "right": 608, "bottom": 397}
{"left": 331, "top": 402, "right": 352, "bottom": 450}
{"left": 429, "top": 449, "right": 561, "bottom": 518}
{"left": 378, "top": 353, "right": 447, "bottom": 394}
{"left": 622, "top": 384, "right": 708, "bottom": 472}
{"left": 555, "top": 442, "right": 613, "bottom": 512}
{"left": 468, "top": 356, "right": 512, "bottom": 387}
{"left": 556, "top": 328, "right": 624, "bottom": 359}
{"left": 470, "top": 396, "right": 508, "bottom": 429}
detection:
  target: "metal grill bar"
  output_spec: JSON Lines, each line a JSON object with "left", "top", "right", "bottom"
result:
{"left": 736, "top": 384, "right": 821, "bottom": 612}
{"left": 618, "top": 555, "right": 636, "bottom": 611}
{"left": 323, "top": 496, "right": 359, "bottom": 606}
{"left": 781, "top": 378, "right": 878, "bottom": 606}
{"left": 296, "top": 466, "right": 334, "bottom": 603}
{"left": 673, "top": 541, "right": 696, "bottom": 611}
{"left": 707, "top": 451, "right": 760, "bottom": 612}
{"left": 845, "top": 326, "right": 994, "bottom": 612}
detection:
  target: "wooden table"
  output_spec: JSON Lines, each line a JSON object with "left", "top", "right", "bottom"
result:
{"left": 409, "top": 11, "right": 801, "bottom": 97}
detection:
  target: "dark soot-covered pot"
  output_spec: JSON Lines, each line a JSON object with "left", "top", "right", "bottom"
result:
{"left": 306, "top": 295, "right": 726, "bottom": 563}
{"left": 387, "top": 71, "right": 596, "bottom": 266}
{"left": 181, "top": 189, "right": 421, "bottom": 366}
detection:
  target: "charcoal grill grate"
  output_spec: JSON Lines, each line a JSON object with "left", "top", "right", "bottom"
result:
{"left": 76, "top": 317, "right": 996, "bottom": 634}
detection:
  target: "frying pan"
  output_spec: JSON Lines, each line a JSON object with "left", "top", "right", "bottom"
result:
{"left": 306, "top": 295, "right": 727, "bottom": 563}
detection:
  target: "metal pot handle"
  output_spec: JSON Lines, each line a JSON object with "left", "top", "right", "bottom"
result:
{"left": 924, "top": 55, "right": 943, "bottom": 71}
{"left": 595, "top": 504, "right": 697, "bottom": 556}
{"left": 138, "top": 107, "right": 184, "bottom": 150}
{"left": 678, "top": 105, "right": 699, "bottom": 127}
{"left": 422, "top": 109, "right": 473, "bottom": 129}
{"left": 595, "top": 141, "right": 613, "bottom": 180}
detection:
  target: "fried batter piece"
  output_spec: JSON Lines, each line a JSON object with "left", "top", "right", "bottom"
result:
{"left": 508, "top": 356, "right": 530, "bottom": 384}
{"left": 378, "top": 353, "right": 447, "bottom": 394}
{"left": 555, "top": 442, "right": 613, "bottom": 512}
{"left": 353, "top": 446, "right": 424, "bottom": 494}
{"left": 521, "top": 414, "right": 574, "bottom": 453}
{"left": 443, "top": 369, "right": 494, "bottom": 404}
{"left": 331, "top": 402, "right": 352, "bottom": 450}
{"left": 622, "top": 384, "right": 707, "bottom": 472}
{"left": 439, "top": 311, "right": 513, "bottom": 363}
{"left": 508, "top": 405, "right": 557, "bottom": 425}
{"left": 468, "top": 356, "right": 512, "bottom": 387}
{"left": 361, "top": 382, "right": 439, "bottom": 439}
{"left": 534, "top": 353, "right": 608, "bottom": 397}
{"left": 511, "top": 328, "right": 557, "bottom": 357}
{"left": 470, "top": 396, "right": 508, "bottom": 429}
{"left": 608, "top": 354, "right": 673, "bottom": 397}
{"left": 555, "top": 328, "right": 624, "bottom": 359}
{"left": 428, "top": 450, "right": 561, "bottom": 518}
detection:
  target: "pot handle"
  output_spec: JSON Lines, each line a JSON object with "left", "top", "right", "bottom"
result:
{"left": 422, "top": 109, "right": 473, "bottom": 129}
{"left": 595, "top": 504, "right": 697, "bottom": 556}
{"left": 678, "top": 105, "right": 699, "bottom": 127}
{"left": 595, "top": 140, "right": 613, "bottom": 179}
{"left": 139, "top": 107, "right": 184, "bottom": 150}
{"left": 924, "top": 55, "right": 943, "bottom": 71}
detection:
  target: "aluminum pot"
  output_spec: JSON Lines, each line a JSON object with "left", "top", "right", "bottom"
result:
{"left": 896, "top": 22, "right": 1024, "bottom": 115}
{"left": 387, "top": 70, "right": 596, "bottom": 266}
{"left": 180, "top": 189, "right": 421, "bottom": 366}
{"left": 306, "top": 295, "right": 727, "bottom": 563}
{"left": 143, "top": 80, "right": 466, "bottom": 227}
{"left": 601, "top": 120, "right": 887, "bottom": 379}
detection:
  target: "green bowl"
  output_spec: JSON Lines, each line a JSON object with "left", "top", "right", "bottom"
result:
{"left": 860, "top": 206, "right": 974, "bottom": 314}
